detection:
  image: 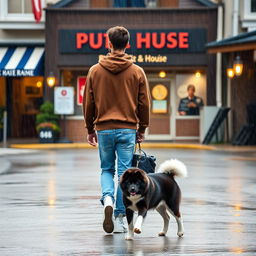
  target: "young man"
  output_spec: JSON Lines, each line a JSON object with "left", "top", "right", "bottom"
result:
{"left": 83, "top": 26, "right": 150, "bottom": 233}
{"left": 178, "top": 84, "right": 204, "bottom": 116}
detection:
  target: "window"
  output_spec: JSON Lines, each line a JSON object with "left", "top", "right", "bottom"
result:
{"left": 114, "top": 0, "right": 146, "bottom": 7}
{"left": 8, "top": 0, "right": 32, "bottom": 14}
{"left": 175, "top": 73, "right": 206, "bottom": 116}
{"left": 252, "top": 0, "right": 256, "bottom": 12}
{"left": 62, "top": 70, "right": 88, "bottom": 115}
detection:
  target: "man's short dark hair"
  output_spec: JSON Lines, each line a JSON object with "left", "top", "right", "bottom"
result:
{"left": 187, "top": 84, "right": 195, "bottom": 91}
{"left": 107, "top": 26, "right": 130, "bottom": 50}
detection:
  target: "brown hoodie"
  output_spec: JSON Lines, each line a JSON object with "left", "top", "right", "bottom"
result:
{"left": 83, "top": 52, "right": 150, "bottom": 134}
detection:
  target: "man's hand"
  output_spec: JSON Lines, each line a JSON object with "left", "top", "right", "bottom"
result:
{"left": 87, "top": 132, "right": 98, "bottom": 147}
{"left": 179, "top": 111, "right": 186, "bottom": 116}
{"left": 136, "top": 131, "right": 145, "bottom": 143}
{"left": 187, "top": 102, "right": 196, "bottom": 108}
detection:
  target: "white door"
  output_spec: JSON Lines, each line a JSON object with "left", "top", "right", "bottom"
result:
{"left": 146, "top": 78, "right": 175, "bottom": 141}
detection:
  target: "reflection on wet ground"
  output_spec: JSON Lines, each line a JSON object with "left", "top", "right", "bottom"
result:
{"left": 0, "top": 149, "right": 256, "bottom": 255}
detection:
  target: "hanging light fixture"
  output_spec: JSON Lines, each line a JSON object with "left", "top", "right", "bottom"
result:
{"left": 46, "top": 72, "right": 56, "bottom": 87}
{"left": 36, "top": 81, "right": 43, "bottom": 88}
{"left": 195, "top": 71, "right": 201, "bottom": 78}
{"left": 159, "top": 71, "right": 166, "bottom": 78}
{"left": 226, "top": 67, "right": 235, "bottom": 78}
{"left": 233, "top": 56, "right": 243, "bottom": 76}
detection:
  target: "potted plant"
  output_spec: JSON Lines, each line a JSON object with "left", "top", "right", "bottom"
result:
{"left": 36, "top": 102, "right": 61, "bottom": 143}
{"left": 0, "top": 107, "right": 4, "bottom": 142}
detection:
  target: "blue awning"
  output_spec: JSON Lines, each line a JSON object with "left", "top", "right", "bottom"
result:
{"left": 0, "top": 47, "right": 44, "bottom": 77}
{"left": 206, "top": 30, "right": 256, "bottom": 53}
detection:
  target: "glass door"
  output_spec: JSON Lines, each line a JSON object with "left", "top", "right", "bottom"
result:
{"left": 146, "top": 78, "right": 173, "bottom": 140}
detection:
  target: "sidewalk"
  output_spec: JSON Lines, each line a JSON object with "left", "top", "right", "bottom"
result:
{"left": 1, "top": 145, "right": 255, "bottom": 255}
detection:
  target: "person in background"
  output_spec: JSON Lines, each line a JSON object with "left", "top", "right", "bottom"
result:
{"left": 83, "top": 26, "right": 150, "bottom": 234}
{"left": 178, "top": 84, "right": 204, "bottom": 116}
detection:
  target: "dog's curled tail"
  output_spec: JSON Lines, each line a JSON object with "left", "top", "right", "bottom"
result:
{"left": 157, "top": 159, "right": 187, "bottom": 178}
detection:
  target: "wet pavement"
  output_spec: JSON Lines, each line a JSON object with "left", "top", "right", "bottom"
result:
{"left": 0, "top": 148, "right": 256, "bottom": 256}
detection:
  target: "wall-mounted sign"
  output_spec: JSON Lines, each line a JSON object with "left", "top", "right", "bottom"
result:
{"left": 54, "top": 87, "right": 74, "bottom": 115}
{"left": 77, "top": 76, "right": 86, "bottom": 105}
{"left": 59, "top": 29, "right": 207, "bottom": 55}
{"left": 152, "top": 100, "right": 167, "bottom": 114}
{"left": 177, "top": 84, "right": 189, "bottom": 99}
{"left": 0, "top": 70, "right": 36, "bottom": 77}
{"left": 152, "top": 84, "right": 168, "bottom": 100}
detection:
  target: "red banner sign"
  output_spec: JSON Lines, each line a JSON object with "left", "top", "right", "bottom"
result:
{"left": 77, "top": 76, "right": 86, "bottom": 105}
{"left": 31, "top": 0, "right": 42, "bottom": 23}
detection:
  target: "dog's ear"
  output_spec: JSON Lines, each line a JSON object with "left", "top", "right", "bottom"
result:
{"left": 120, "top": 169, "right": 132, "bottom": 184}
{"left": 134, "top": 169, "right": 145, "bottom": 179}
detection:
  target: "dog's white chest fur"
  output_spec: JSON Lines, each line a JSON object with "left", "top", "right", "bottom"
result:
{"left": 127, "top": 195, "right": 144, "bottom": 212}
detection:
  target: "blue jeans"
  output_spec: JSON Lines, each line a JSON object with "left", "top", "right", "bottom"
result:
{"left": 97, "top": 128, "right": 136, "bottom": 217}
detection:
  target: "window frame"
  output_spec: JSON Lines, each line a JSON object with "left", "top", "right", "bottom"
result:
{"left": 243, "top": 0, "right": 256, "bottom": 20}
{"left": 0, "top": 0, "right": 45, "bottom": 28}
{"left": 251, "top": 0, "right": 256, "bottom": 13}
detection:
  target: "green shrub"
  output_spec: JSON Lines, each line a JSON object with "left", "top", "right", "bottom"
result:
{"left": 36, "top": 102, "right": 61, "bottom": 133}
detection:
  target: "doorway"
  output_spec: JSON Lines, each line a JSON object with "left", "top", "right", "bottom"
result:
{"left": 146, "top": 78, "right": 174, "bottom": 140}
{"left": 6, "top": 77, "right": 43, "bottom": 138}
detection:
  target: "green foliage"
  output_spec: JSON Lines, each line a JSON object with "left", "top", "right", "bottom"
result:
{"left": 36, "top": 102, "right": 60, "bottom": 133}
{"left": 36, "top": 122, "right": 61, "bottom": 133}
{"left": 40, "top": 101, "right": 54, "bottom": 114}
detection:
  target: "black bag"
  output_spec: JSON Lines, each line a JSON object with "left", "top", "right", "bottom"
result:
{"left": 132, "top": 143, "right": 156, "bottom": 174}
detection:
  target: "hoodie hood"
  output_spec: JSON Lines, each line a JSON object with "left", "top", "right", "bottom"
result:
{"left": 99, "top": 52, "right": 133, "bottom": 74}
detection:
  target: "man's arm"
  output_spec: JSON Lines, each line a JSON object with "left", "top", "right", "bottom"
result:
{"left": 137, "top": 69, "right": 150, "bottom": 137}
{"left": 198, "top": 97, "right": 204, "bottom": 107}
{"left": 178, "top": 98, "right": 187, "bottom": 116}
{"left": 190, "top": 97, "right": 204, "bottom": 108}
{"left": 82, "top": 69, "right": 97, "bottom": 146}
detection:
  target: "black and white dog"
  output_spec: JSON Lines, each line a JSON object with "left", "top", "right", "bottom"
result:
{"left": 120, "top": 159, "right": 187, "bottom": 240}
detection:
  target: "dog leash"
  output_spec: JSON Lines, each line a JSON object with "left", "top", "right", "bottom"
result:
{"left": 135, "top": 143, "right": 142, "bottom": 168}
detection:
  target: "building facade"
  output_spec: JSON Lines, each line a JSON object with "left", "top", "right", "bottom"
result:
{"left": 0, "top": 0, "right": 46, "bottom": 138}
{"left": 45, "top": 0, "right": 218, "bottom": 142}
{"left": 207, "top": 0, "right": 256, "bottom": 144}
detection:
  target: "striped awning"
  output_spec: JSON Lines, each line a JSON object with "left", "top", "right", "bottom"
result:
{"left": 0, "top": 47, "right": 44, "bottom": 77}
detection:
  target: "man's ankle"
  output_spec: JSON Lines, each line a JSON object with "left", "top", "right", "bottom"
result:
{"left": 104, "top": 196, "right": 113, "bottom": 208}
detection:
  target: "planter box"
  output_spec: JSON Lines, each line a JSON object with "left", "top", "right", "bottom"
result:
{"left": 38, "top": 128, "right": 59, "bottom": 143}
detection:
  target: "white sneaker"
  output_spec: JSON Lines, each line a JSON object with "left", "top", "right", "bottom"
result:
{"left": 113, "top": 214, "right": 128, "bottom": 233}
{"left": 103, "top": 196, "right": 114, "bottom": 233}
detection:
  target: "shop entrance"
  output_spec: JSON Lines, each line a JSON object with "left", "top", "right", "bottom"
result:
{"left": 146, "top": 78, "right": 174, "bottom": 140}
{"left": 6, "top": 77, "right": 43, "bottom": 138}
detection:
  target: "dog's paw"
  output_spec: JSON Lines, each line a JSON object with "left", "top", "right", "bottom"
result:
{"left": 125, "top": 235, "right": 134, "bottom": 240}
{"left": 158, "top": 232, "right": 166, "bottom": 236}
{"left": 134, "top": 228, "right": 141, "bottom": 234}
{"left": 177, "top": 231, "right": 184, "bottom": 237}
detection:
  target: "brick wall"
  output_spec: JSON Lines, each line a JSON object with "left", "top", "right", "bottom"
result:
{"left": 60, "top": 119, "right": 87, "bottom": 142}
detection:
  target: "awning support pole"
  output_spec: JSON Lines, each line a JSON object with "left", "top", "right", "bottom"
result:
{"left": 216, "top": 4, "right": 224, "bottom": 107}
{"left": 3, "top": 111, "right": 7, "bottom": 148}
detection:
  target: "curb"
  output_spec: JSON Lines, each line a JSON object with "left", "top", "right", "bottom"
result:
{"left": 10, "top": 143, "right": 216, "bottom": 151}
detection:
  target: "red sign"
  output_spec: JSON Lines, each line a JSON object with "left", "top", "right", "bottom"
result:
{"left": 76, "top": 32, "right": 188, "bottom": 50}
{"left": 60, "top": 29, "right": 206, "bottom": 55}
{"left": 61, "top": 89, "right": 67, "bottom": 96}
{"left": 77, "top": 76, "right": 86, "bottom": 105}
{"left": 31, "top": 0, "right": 42, "bottom": 23}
